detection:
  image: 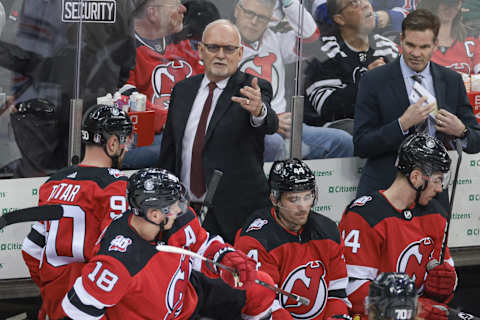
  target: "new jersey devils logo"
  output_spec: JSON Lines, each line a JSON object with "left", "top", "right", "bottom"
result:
{"left": 164, "top": 255, "right": 191, "bottom": 320}
{"left": 396, "top": 237, "right": 435, "bottom": 289}
{"left": 281, "top": 260, "right": 327, "bottom": 319}
{"left": 240, "top": 52, "right": 279, "bottom": 99}
{"left": 152, "top": 60, "right": 193, "bottom": 109}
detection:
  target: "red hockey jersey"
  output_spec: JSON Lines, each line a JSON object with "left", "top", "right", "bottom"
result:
{"left": 21, "top": 165, "right": 128, "bottom": 319}
{"left": 61, "top": 208, "right": 233, "bottom": 319}
{"left": 235, "top": 207, "right": 350, "bottom": 320}
{"left": 122, "top": 35, "right": 204, "bottom": 132}
{"left": 338, "top": 191, "right": 454, "bottom": 317}
{"left": 432, "top": 37, "right": 480, "bottom": 75}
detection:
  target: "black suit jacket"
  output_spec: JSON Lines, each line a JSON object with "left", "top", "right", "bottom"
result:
{"left": 159, "top": 70, "right": 278, "bottom": 243}
{"left": 354, "top": 58, "right": 480, "bottom": 197}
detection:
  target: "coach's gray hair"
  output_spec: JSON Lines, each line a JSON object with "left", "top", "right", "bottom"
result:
{"left": 237, "top": 0, "right": 276, "bottom": 9}
{"left": 202, "top": 19, "right": 243, "bottom": 45}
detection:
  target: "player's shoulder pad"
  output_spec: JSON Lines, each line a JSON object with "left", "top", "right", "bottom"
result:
{"left": 343, "top": 192, "right": 393, "bottom": 227}
{"left": 238, "top": 207, "right": 288, "bottom": 251}
{"left": 305, "top": 212, "right": 342, "bottom": 244}
{"left": 48, "top": 166, "right": 128, "bottom": 189}
{"left": 97, "top": 213, "right": 157, "bottom": 276}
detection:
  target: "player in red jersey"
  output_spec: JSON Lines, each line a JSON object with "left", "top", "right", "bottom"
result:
{"left": 339, "top": 133, "right": 456, "bottom": 320}
{"left": 60, "top": 168, "right": 275, "bottom": 320}
{"left": 21, "top": 104, "right": 133, "bottom": 320}
{"left": 235, "top": 159, "right": 351, "bottom": 320}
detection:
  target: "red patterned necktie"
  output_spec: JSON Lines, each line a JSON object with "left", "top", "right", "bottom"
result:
{"left": 190, "top": 82, "right": 216, "bottom": 198}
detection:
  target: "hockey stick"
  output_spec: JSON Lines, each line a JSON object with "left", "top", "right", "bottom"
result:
{"left": 427, "top": 139, "right": 463, "bottom": 270}
{"left": 155, "top": 244, "right": 310, "bottom": 306}
{"left": 440, "top": 139, "right": 463, "bottom": 264}
{"left": 199, "top": 170, "right": 223, "bottom": 225}
{"left": 0, "top": 205, "right": 64, "bottom": 229}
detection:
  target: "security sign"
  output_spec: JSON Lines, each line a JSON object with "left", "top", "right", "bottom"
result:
{"left": 62, "top": 0, "right": 116, "bottom": 23}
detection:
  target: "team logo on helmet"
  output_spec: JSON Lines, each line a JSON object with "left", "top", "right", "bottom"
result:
{"left": 396, "top": 237, "right": 435, "bottom": 289}
{"left": 281, "top": 260, "right": 328, "bottom": 319}
{"left": 426, "top": 137, "right": 435, "bottom": 149}
{"left": 246, "top": 218, "right": 268, "bottom": 232}
{"left": 144, "top": 179, "right": 155, "bottom": 192}
{"left": 108, "top": 235, "right": 132, "bottom": 253}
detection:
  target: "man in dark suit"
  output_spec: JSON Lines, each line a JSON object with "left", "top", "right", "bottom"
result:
{"left": 159, "top": 19, "right": 278, "bottom": 244}
{"left": 354, "top": 9, "right": 480, "bottom": 198}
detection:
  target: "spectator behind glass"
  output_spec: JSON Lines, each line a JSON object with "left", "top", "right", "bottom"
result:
{"left": 312, "top": 0, "right": 417, "bottom": 41}
{"left": 120, "top": 0, "right": 208, "bottom": 170}
{"left": 304, "top": 0, "right": 399, "bottom": 135}
{"left": 418, "top": 0, "right": 480, "bottom": 75}
{"left": 234, "top": 0, "right": 353, "bottom": 161}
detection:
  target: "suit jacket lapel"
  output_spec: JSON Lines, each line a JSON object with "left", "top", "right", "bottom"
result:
{"left": 204, "top": 71, "right": 242, "bottom": 144}
{"left": 178, "top": 76, "right": 203, "bottom": 148}
{"left": 390, "top": 58, "right": 410, "bottom": 113}
{"left": 430, "top": 62, "right": 446, "bottom": 110}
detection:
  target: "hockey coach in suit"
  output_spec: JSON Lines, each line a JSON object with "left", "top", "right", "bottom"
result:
{"left": 159, "top": 19, "right": 278, "bottom": 244}
{"left": 354, "top": 9, "right": 480, "bottom": 198}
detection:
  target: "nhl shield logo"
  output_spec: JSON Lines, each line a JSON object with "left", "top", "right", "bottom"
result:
{"left": 403, "top": 210, "right": 413, "bottom": 220}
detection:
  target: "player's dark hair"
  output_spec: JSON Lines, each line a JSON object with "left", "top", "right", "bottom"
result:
{"left": 401, "top": 9, "right": 441, "bottom": 40}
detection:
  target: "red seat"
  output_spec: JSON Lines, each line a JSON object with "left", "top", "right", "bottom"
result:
{"left": 128, "top": 111, "right": 155, "bottom": 146}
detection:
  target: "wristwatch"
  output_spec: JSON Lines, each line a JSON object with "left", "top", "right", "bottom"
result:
{"left": 460, "top": 126, "right": 470, "bottom": 139}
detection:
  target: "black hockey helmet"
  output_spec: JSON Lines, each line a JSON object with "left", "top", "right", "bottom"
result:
{"left": 81, "top": 104, "right": 133, "bottom": 145}
{"left": 269, "top": 158, "right": 317, "bottom": 201}
{"left": 395, "top": 133, "right": 451, "bottom": 177}
{"left": 127, "top": 168, "right": 189, "bottom": 218}
{"left": 366, "top": 272, "right": 417, "bottom": 320}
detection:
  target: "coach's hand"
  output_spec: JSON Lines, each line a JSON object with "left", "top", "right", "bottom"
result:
{"left": 232, "top": 77, "right": 264, "bottom": 117}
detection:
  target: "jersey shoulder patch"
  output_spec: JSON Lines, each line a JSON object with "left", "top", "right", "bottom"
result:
{"left": 246, "top": 218, "right": 269, "bottom": 233}
{"left": 349, "top": 195, "right": 373, "bottom": 208}
{"left": 344, "top": 191, "right": 397, "bottom": 227}
{"left": 48, "top": 166, "right": 128, "bottom": 189}
{"left": 98, "top": 213, "right": 157, "bottom": 276}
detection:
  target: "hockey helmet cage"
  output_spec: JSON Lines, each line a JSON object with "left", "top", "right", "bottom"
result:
{"left": 127, "top": 168, "right": 189, "bottom": 217}
{"left": 366, "top": 272, "right": 417, "bottom": 320}
{"left": 81, "top": 104, "right": 133, "bottom": 145}
{"left": 269, "top": 158, "right": 316, "bottom": 200}
{"left": 395, "top": 133, "right": 451, "bottom": 176}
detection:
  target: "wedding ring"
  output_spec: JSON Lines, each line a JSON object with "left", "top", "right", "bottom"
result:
{"left": 246, "top": 99, "right": 250, "bottom": 105}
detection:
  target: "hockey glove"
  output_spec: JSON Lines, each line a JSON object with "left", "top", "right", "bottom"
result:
{"left": 216, "top": 248, "right": 257, "bottom": 289}
{"left": 242, "top": 271, "right": 276, "bottom": 319}
{"left": 417, "top": 297, "right": 448, "bottom": 320}
{"left": 424, "top": 262, "right": 456, "bottom": 302}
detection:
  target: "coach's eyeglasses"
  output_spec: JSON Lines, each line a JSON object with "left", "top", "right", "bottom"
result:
{"left": 238, "top": 4, "right": 271, "bottom": 24}
{"left": 201, "top": 43, "right": 240, "bottom": 54}
{"left": 337, "top": 0, "right": 364, "bottom": 14}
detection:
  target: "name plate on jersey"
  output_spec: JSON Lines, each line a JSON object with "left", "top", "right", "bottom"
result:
{"left": 62, "top": 0, "right": 116, "bottom": 23}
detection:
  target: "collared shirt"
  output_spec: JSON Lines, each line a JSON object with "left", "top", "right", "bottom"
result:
{"left": 180, "top": 75, "right": 267, "bottom": 201}
{"left": 181, "top": 75, "right": 229, "bottom": 202}
{"left": 399, "top": 55, "right": 436, "bottom": 136}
